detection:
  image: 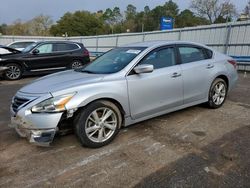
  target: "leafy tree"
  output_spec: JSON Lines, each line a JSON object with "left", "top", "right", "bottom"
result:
{"left": 103, "top": 7, "right": 123, "bottom": 33}
{"left": 0, "top": 24, "right": 8, "bottom": 35}
{"left": 243, "top": 0, "right": 250, "bottom": 16}
{"left": 6, "top": 20, "right": 30, "bottom": 35}
{"left": 191, "top": 0, "right": 237, "bottom": 24}
{"left": 150, "top": 0, "right": 179, "bottom": 30}
{"left": 125, "top": 4, "right": 137, "bottom": 20}
{"left": 176, "top": 9, "right": 210, "bottom": 28}
{"left": 28, "top": 15, "right": 53, "bottom": 36}
{"left": 50, "top": 11, "right": 105, "bottom": 36}
{"left": 124, "top": 4, "right": 137, "bottom": 32}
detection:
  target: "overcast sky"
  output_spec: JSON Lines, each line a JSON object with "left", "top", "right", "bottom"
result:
{"left": 0, "top": 0, "right": 248, "bottom": 24}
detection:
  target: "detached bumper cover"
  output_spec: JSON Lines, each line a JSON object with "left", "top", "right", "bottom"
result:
{"left": 9, "top": 114, "right": 61, "bottom": 146}
{"left": 9, "top": 91, "right": 63, "bottom": 146}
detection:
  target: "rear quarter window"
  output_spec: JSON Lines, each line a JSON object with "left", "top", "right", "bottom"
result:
{"left": 204, "top": 48, "right": 213, "bottom": 59}
{"left": 53, "top": 43, "right": 79, "bottom": 52}
{"left": 178, "top": 46, "right": 208, "bottom": 64}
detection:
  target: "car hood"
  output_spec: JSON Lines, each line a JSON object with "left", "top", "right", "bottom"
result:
{"left": 20, "top": 70, "right": 104, "bottom": 94}
{"left": 0, "top": 46, "right": 21, "bottom": 57}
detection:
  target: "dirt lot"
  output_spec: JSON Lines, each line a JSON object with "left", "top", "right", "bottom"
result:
{"left": 0, "top": 73, "right": 250, "bottom": 188}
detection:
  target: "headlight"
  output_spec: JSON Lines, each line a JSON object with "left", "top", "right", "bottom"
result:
{"left": 0, "top": 58, "right": 6, "bottom": 61}
{"left": 31, "top": 93, "right": 76, "bottom": 113}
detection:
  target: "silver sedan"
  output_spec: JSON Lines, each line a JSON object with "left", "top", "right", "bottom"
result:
{"left": 9, "top": 41, "right": 238, "bottom": 147}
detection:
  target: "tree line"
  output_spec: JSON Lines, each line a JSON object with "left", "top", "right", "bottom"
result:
{"left": 0, "top": 0, "right": 249, "bottom": 37}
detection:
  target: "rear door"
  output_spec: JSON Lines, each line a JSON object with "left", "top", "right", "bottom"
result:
{"left": 177, "top": 45, "right": 214, "bottom": 104}
{"left": 126, "top": 46, "right": 183, "bottom": 120}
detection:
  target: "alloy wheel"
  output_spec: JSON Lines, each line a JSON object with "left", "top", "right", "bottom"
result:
{"left": 85, "top": 107, "right": 117, "bottom": 143}
{"left": 5, "top": 65, "right": 21, "bottom": 80}
{"left": 212, "top": 82, "right": 226, "bottom": 105}
{"left": 71, "top": 61, "right": 82, "bottom": 69}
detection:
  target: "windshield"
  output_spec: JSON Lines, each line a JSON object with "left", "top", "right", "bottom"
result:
{"left": 80, "top": 47, "right": 146, "bottom": 74}
{"left": 22, "top": 43, "right": 38, "bottom": 53}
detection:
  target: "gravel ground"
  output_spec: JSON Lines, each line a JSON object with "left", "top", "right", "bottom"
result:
{"left": 0, "top": 73, "right": 249, "bottom": 188}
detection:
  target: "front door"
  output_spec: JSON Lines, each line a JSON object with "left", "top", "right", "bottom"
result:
{"left": 126, "top": 46, "right": 183, "bottom": 120}
{"left": 24, "top": 43, "right": 66, "bottom": 71}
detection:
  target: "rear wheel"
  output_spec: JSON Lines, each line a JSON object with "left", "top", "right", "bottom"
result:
{"left": 70, "top": 60, "right": 82, "bottom": 69}
{"left": 207, "top": 78, "right": 227, "bottom": 109}
{"left": 74, "top": 100, "right": 122, "bottom": 148}
{"left": 4, "top": 63, "right": 22, "bottom": 80}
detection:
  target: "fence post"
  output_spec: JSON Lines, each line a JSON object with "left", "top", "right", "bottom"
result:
{"left": 178, "top": 29, "right": 182, "bottom": 40}
{"left": 115, "top": 35, "right": 119, "bottom": 47}
{"left": 142, "top": 33, "right": 145, "bottom": 42}
{"left": 96, "top": 36, "right": 99, "bottom": 52}
{"left": 224, "top": 23, "right": 232, "bottom": 54}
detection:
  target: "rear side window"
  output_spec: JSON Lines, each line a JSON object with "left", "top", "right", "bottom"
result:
{"left": 53, "top": 43, "right": 79, "bottom": 52}
{"left": 139, "top": 47, "right": 176, "bottom": 69}
{"left": 179, "top": 47, "right": 207, "bottom": 64}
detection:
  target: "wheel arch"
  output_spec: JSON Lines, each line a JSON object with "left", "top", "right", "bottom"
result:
{"left": 4, "top": 61, "right": 26, "bottom": 72}
{"left": 215, "top": 74, "right": 229, "bottom": 90}
{"left": 74, "top": 97, "right": 126, "bottom": 126}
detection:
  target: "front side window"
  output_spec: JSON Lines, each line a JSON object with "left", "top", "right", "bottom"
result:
{"left": 179, "top": 46, "right": 206, "bottom": 64}
{"left": 36, "top": 44, "right": 53, "bottom": 54}
{"left": 139, "top": 47, "right": 176, "bottom": 69}
{"left": 80, "top": 47, "right": 146, "bottom": 74}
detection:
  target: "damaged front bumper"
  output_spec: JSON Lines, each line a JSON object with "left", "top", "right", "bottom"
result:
{"left": 9, "top": 113, "right": 62, "bottom": 146}
{"left": 10, "top": 120, "right": 57, "bottom": 147}
{"left": 9, "top": 92, "right": 63, "bottom": 146}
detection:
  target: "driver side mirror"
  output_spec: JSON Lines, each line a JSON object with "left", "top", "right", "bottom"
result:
{"left": 32, "top": 49, "right": 39, "bottom": 54}
{"left": 134, "top": 64, "right": 154, "bottom": 74}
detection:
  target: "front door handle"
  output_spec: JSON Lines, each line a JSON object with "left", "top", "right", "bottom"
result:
{"left": 207, "top": 64, "right": 214, "bottom": 69}
{"left": 172, "top": 72, "right": 181, "bottom": 78}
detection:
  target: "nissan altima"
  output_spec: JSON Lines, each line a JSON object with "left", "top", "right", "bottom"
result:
{"left": 9, "top": 41, "right": 238, "bottom": 147}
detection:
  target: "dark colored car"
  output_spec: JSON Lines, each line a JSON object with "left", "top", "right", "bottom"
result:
{"left": 7, "top": 40, "right": 37, "bottom": 51}
{"left": 0, "top": 41, "right": 90, "bottom": 80}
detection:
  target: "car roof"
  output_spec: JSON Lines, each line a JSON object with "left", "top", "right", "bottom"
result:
{"left": 121, "top": 40, "right": 211, "bottom": 50}
{"left": 8, "top": 40, "right": 37, "bottom": 45}
{"left": 35, "top": 40, "right": 81, "bottom": 44}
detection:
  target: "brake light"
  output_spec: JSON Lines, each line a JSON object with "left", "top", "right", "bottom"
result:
{"left": 83, "top": 49, "right": 89, "bottom": 57}
{"left": 228, "top": 60, "right": 237, "bottom": 69}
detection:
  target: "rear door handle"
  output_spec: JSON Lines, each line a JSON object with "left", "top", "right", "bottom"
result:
{"left": 207, "top": 64, "right": 214, "bottom": 69}
{"left": 172, "top": 72, "right": 181, "bottom": 78}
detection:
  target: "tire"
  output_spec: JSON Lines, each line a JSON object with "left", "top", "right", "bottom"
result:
{"left": 70, "top": 60, "right": 82, "bottom": 69}
{"left": 207, "top": 78, "right": 228, "bottom": 109}
{"left": 4, "top": 63, "right": 22, "bottom": 80}
{"left": 74, "top": 100, "right": 122, "bottom": 148}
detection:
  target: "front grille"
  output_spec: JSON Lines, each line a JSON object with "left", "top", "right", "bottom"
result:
{"left": 12, "top": 96, "right": 30, "bottom": 112}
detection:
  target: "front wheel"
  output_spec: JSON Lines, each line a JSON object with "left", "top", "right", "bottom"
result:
{"left": 4, "top": 63, "right": 22, "bottom": 80}
{"left": 74, "top": 100, "right": 122, "bottom": 148}
{"left": 207, "top": 78, "right": 228, "bottom": 109}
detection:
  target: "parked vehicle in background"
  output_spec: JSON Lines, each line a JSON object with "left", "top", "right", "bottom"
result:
{"left": 0, "top": 41, "right": 90, "bottom": 80}
{"left": 7, "top": 40, "right": 37, "bottom": 51}
{"left": 9, "top": 41, "right": 238, "bottom": 147}
{"left": 0, "top": 45, "right": 19, "bottom": 54}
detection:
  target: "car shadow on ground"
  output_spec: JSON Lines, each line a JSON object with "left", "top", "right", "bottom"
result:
{"left": 135, "top": 125, "right": 250, "bottom": 188}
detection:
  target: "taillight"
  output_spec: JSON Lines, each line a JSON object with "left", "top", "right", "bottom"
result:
{"left": 83, "top": 49, "right": 89, "bottom": 56}
{"left": 228, "top": 60, "right": 237, "bottom": 69}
